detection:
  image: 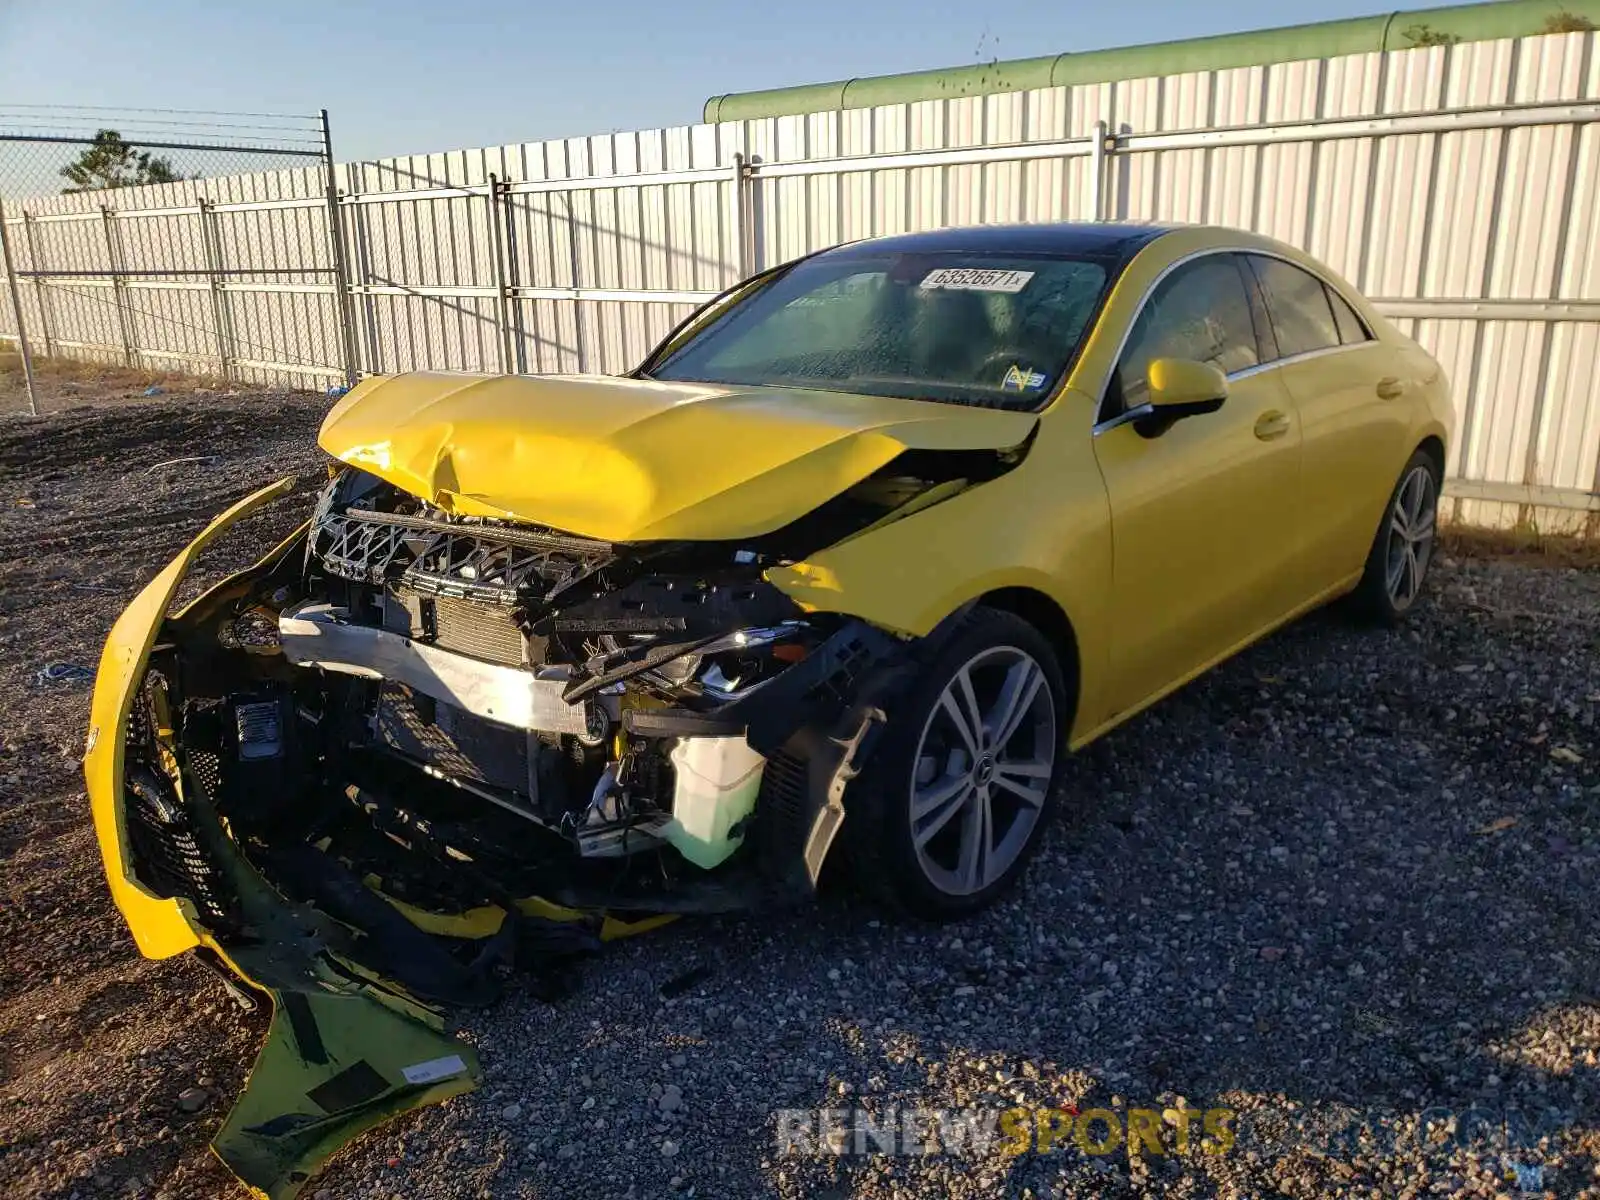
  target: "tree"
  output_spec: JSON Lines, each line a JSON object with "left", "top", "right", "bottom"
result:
{"left": 1399, "top": 22, "right": 1462, "bottom": 46}
{"left": 1544, "top": 9, "right": 1597, "bottom": 32}
{"left": 60, "top": 130, "right": 181, "bottom": 192}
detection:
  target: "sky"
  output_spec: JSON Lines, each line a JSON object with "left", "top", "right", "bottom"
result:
{"left": 0, "top": 0, "right": 1472, "bottom": 164}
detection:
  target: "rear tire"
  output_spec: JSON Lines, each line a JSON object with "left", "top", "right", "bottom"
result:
{"left": 1350, "top": 449, "right": 1441, "bottom": 625}
{"left": 846, "top": 607, "right": 1066, "bottom": 920}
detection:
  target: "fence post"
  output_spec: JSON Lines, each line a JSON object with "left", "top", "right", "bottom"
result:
{"left": 20, "top": 212, "right": 57, "bottom": 359}
{"left": 1090, "top": 120, "right": 1109, "bottom": 222}
{"left": 500, "top": 178, "right": 527, "bottom": 374}
{"left": 320, "top": 110, "right": 360, "bottom": 387}
{"left": 343, "top": 168, "right": 381, "bottom": 377}
{"left": 562, "top": 193, "right": 587, "bottom": 374}
{"left": 0, "top": 196, "right": 40, "bottom": 416}
{"left": 197, "top": 199, "right": 235, "bottom": 381}
{"left": 732, "top": 152, "right": 755, "bottom": 279}
{"left": 487, "top": 174, "right": 514, "bottom": 374}
{"left": 101, "top": 207, "right": 137, "bottom": 367}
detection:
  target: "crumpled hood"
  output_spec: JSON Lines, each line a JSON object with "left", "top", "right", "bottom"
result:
{"left": 318, "top": 372, "right": 1037, "bottom": 542}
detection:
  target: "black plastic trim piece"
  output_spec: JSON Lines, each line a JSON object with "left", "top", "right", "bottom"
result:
{"left": 622, "top": 707, "right": 746, "bottom": 738}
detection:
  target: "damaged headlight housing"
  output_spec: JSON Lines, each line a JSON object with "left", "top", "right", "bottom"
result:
{"left": 690, "top": 622, "right": 811, "bottom": 697}
{"left": 626, "top": 621, "right": 814, "bottom": 698}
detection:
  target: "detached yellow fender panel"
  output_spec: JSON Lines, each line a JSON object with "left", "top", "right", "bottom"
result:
{"left": 84, "top": 476, "right": 298, "bottom": 959}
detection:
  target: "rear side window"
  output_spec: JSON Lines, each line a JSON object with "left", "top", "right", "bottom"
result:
{"left": 1247, "top": 255, "right": 1341, "bottom": 358}
{"left": 1325, "top": 285, "right": 1372, "bottom": 345}
{"left": 1113, "top": 253, "right": 1261, "bottom": 412}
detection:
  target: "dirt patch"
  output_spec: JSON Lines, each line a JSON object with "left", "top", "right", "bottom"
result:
{"left": 0, "top": 384, "right": 328, "bottom": 1199}
{"left": 1441, "top": 521, "right": 1600, "bottom": 570}
{"left": 0, "top": 350, "right": 236, "bottom": 418}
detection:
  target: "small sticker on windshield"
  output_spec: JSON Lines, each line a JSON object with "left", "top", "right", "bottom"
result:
{"left": 920, "top": 268, "right": 1035, "bottom": 293}
{"left": 1002, "top": 365, "right": 1048, "bottom": 391}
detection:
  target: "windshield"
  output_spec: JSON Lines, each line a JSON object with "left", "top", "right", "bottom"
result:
{"left": 648, "top": 251, "right": 1110, "bottom": 410}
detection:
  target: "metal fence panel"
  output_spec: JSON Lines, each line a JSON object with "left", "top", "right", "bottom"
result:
{"left": 2, "top": 34, "right": 1600, "bottom": 528}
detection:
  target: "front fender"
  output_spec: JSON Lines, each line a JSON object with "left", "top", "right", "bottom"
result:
{"left": 765, "top": 405, "right": 1114, "bottom": 741}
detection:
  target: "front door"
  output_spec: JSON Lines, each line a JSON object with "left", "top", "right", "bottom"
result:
{"left": 1092, "top": 252, "right": 1304, "bottom": 720}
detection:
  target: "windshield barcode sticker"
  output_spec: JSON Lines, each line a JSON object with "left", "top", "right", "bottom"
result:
{"left": 920, "top": 268, "right": 1034, "bottom": 293}
{"left": 402, "top": 1055, "right": 468, "bottom": 1085}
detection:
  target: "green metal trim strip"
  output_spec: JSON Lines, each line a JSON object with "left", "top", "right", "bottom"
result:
{"left": 704, "top": 0, "right": 1600, "bottom": 122}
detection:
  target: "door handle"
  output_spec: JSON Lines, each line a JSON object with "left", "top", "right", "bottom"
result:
{"left": 1254, "top": 410, "right": 1291, "bottom": 441}
{"left": 1375, "top": 376, "right": 1408, "bottom": 400}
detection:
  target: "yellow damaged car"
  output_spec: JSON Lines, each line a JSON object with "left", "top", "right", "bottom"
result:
{"left": 86, "top": 222, "right": 1450, "bottom": 1196}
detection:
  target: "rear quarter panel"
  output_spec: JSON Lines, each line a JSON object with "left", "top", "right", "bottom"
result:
{"left": 1240, "top": 233, "right": 1454, "bottom": 461}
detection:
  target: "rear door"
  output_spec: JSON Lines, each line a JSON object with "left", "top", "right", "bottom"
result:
{"left": 1244, "top": 254, "right": 1415, "bottom": 593}
{"left": 1092, "top": 252, "right": 1303, "bottom": 720}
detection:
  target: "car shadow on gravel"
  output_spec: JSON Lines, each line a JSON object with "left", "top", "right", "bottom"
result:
{"left": 354, "top": 577, "right": 1596, "bottom": 1200}
{"left": 729, "top": 592, "right": 1600, "bottom": 1198}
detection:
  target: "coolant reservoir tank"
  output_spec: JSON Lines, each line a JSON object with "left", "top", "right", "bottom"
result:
{"left": 664, "top": 737, "right": 766, "bottom": 869}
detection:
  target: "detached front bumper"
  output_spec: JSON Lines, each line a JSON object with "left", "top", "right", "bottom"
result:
{"left": 85, "top": 479, "right": 486, "bottom": 1199}
{"left": 86, "top": 479, "right": 296, "bottom": 959}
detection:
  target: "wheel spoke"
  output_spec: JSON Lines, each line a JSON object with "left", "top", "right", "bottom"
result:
{"left": 1390, "top": 507, "right": 1411, "bottom": 541}
{"left": 911, "top": 773, "right": 973, "bottom": 847}
{"left": 938, "top": 678, "right": 982, "bottom": 759}
{"left": 1411, "top": 509, "right": 1436, "bottom": 544}
{"left": 1401, "top": 473, "right": 1427, "bottom": 524}
{"left": 955, "top": 788, "right": 992, "bottom": 891}
{"left": 1386, "top": 549, "right": 1406, "bottom": 595}
{"left": 986, "top": 658, "right": 1043, "bottom": 751}
{"left": 953, "top": 665, "right": 984, "bottom": 736}
{"left": 994, "top": 755, "right": 1052, "bottom": 778}
{"left": 992, "top": 769, "right": 1049, "bottom": 810}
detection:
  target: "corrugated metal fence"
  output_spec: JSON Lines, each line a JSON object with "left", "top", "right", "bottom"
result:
{"left": 3, "top": 30, "right": 1599, "bottom": 529}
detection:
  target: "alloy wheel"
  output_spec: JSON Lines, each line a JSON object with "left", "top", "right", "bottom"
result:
{"left": 908, "top": 645, "right": 1057, "bottom": 897}
{"left": 1385, "top": 464, "right": 1438, "bottom": 610}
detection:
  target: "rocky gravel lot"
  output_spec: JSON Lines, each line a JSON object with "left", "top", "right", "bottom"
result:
{"left": 1, "top": 385, "right": 1597, "bottom": 1200}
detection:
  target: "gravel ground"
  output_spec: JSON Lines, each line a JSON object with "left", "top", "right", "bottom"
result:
{"left": 1, "top": 387, "right": 1597, "bottom": 1200}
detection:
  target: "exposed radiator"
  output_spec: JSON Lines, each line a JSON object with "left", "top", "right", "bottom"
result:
{"left": 382, "top": 585, "right": 529, "bottom": 666}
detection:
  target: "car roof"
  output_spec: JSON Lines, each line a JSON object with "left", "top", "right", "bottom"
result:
{"left": 820, "top": 222, "right": 1175, "bottom": 260}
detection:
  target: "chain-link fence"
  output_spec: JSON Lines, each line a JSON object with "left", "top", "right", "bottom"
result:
{"left": 0, "top": 107, "right": 345, "bottom": 414}
{"left": 0, "top": 106, "right": 328, "bottom": 200}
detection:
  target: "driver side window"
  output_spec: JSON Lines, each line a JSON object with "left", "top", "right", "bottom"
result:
{"left": 1112, "top": 254, "right": 1261, "bottom": 414}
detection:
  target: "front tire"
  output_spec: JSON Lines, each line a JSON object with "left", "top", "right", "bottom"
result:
{"left": 847, "top": 608, "right": 1066, "bottom": 919}
{"left": 1351, "top": 449, "right": 1441, "bottom": 624}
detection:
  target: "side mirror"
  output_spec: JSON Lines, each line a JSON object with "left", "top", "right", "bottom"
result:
{"left": 1147, "top": 357, "right": 1228, "bottom": 416}
{"left": 1098, "top": 357, "right": 1229, "bottom": 439}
